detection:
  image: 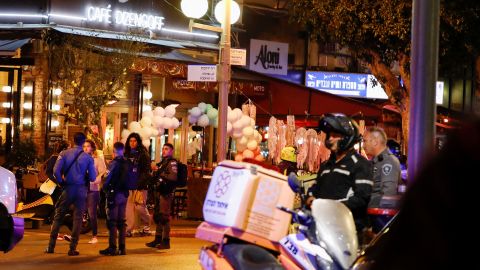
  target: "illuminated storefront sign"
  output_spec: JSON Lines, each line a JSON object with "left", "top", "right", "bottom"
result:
{"left": 86, "top": 5, "right": 165, "bottom": 30}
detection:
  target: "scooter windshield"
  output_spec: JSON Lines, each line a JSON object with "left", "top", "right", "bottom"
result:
{"left": 311, "top": 199, "right": 358, "bottom": 269}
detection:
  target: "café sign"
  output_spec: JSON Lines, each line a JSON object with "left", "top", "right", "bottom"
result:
{"left": 86, "top": 4, "right": 165, "bottom": 30}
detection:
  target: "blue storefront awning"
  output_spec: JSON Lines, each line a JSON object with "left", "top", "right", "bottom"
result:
{"left": 0, "top": 39, "right": 30, "bottom": 55}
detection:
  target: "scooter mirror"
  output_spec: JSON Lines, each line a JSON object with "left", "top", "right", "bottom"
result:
{"left": 287, "top": 172, "right": 301, "bottom": 193}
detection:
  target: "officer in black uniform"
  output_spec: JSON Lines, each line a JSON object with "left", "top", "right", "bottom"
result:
{"left": 146, "top": 143, "right": 177, "bottom": 250}
{"left": 307, "top": 113, "right": 373, "bottom": 243}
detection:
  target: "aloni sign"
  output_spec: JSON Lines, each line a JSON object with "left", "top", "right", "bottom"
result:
{"left": 249, "top": 39, "right": 288, "bottom": 76}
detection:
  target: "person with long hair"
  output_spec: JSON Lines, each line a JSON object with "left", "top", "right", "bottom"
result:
{"left": 124, "top": 132, "right": 151, "bottom": 236}
{"left": 83, "top": 139, "right": 106, "bottom": 244}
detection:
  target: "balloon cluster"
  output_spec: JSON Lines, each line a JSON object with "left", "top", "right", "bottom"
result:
{"left": 188, "top": 102, "right": 219, "bottom": 128}
{"left": 121, "top": 104, "right": 180, "bottom": 148}
{"left": 229, "top": 107, "right": 264, "bottom": 162}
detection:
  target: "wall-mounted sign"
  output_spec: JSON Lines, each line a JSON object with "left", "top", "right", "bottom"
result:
{"left": 187, "top": 65, "right": 217, "bottom": 82}
{"left": 249, "top": 39, "right": 288, "bottom": 75}
{"left": 230, "top": 48, "right": 247, "bottom": 66}
{"left": 306, "top": 71, "right": 388, "bottom": 99}
{"left": 86, "top": 4, "right": 165, "bottom": 30}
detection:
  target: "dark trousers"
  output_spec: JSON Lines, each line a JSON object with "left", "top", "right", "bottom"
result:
{"left": 106, "top": 192, "right": 128, "bottom": 249}
{"left": 86, "top": 191, "right": 100, "bottom": 236}
{"left": 48, "top": 185, "right": 88, "bottom": 251}
{"left": 154, "top": 192, "right": 173, "bottom": 240}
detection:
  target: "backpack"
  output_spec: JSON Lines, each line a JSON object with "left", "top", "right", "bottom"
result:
{"left": 176, "top": 161, "right": 187, "bottom": 188}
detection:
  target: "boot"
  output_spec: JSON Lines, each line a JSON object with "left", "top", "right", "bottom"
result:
{"left": 118, "top": 244, "right": 126, "bottom": 255}
{"left": 99, "top": 247, "right": 117, "bottom": 256}
{"left": 157, "top": 238, "right": 170, "bottom": 250}
{"left": 145, "top": 236, "right": 162, "bottom": 248}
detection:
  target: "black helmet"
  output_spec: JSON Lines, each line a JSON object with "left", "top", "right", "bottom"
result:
{"left": 319, "top": 113, "right": 361, "bottom": 152}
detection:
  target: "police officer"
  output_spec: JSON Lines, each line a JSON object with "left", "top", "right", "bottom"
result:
{"left": 45, "top": 132, "right": 96, "bottom": 256}
{"left": 363, "top": 127, "right": 401, "bottom": 208}
{"left": 100, "top": 142, "right": 129, "bottom": 256}
{"left": 307, "top": 113, "right": 373, "bottom": 244}
{"left": 146, "top": 143, "right": 177, "bottom": 249}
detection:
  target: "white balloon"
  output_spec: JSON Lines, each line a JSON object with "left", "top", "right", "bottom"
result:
{"left": 198, "top": 102, "right": 207, "bottom": 113}
{"left": 164, "top": 104, "right": 177, "bottom": 118}
{"left": 153, "top": 116, "right": 164, "bottom": 127}
{"left": 227, "top": 121, "right": 233, "bottom": 134}
{"left": 142, "top": 139, "right": 151, "bottom": 148}
{"left": 152, "top": 129, "right": 159, "bottom": 136}
{"left": 238, "top": 136, "right": 248, "bottom": 146}
{"left": 139, "top": 127, "right": 151, "bottom": 140}
{"left": 172, "top": 118, "right": 180, "bottom": 129}
{"left": 233, "top": 108, "right": 243, "bottom": 122}
{"left": 163, "top": 118, "right": 173, "bottom": 129}
{"left": 153, "top": 106, "right": 165, "bottom": 117}
{"left": 234, "top": 154, "right": 243, "bottom": 162}
{"left": 121, "top": 129, "right": 131, "bottom": 140}
{"left": 247, "top": 140, "right": 258, "bottom": 151}
{"left": 142, "top": 110, "right": 153, "bottom": 119}
{"left": 158, "top": 128, "right": 165, "bottom": 135}
{"left": 190, "top": 107, "right": 202, "bottom": 117}
{"left": 256, "top": 133, "right": 263, "bottom": 143}
{"left": 242, "top": 149, "right": 254, "bottom": 159}
{"left": 140, "top": 117, "right": 152, "bottom": 127}
{"left": 255, "top": 154, "right": 265, "bottom": 162}
{"left": 198, "top": 114, "right": 210, "bottom": 127}
{"left": 240, "top": 115, "right": 251, "bottom": 127}
{"left": 233, "top": 131, "right": 243, "bottom": 139}
{"left": 227, "top": 110, "right": 237, "bottom": 123}
{"left": 236, "top": 143, "right": 247, "bottom": 152}
{"left": 129, "top": 121, "right": 141, "bottom": 133}
{"left": 232, "top": 120, "right": 243, "bottom": 132}
{"left": 242, "top": 126, "right": 254, "bottom": 138}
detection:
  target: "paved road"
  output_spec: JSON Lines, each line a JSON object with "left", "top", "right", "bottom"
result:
{"left": 1, "top": 221, "right": 208, "bottom": 270}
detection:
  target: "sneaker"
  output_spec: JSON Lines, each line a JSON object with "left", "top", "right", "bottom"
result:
{"left": 99, "top": 247, "right": 117, "bottom": 256}
{"left": 57, "top": 235, "right": 64, "bottom": 241}
{"left": 68, "top": 250, "right": 80, "bottom": 256}
{"left": 63, "top": 234, "right": 72, "bottom": 242}
{"left": 88, "top": 237, "right": 98, "bottom": 244}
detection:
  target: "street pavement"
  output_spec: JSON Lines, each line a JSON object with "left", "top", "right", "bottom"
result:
{"left": 0, "top": 219, "right": 208, "bottom": 270}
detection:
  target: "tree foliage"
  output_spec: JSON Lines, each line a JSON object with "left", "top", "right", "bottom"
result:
{"left": 288, "top": 0, "right": 480, "bottom": 147}
{"left": 43, "top": 30, "right": 146, "bottom": 125}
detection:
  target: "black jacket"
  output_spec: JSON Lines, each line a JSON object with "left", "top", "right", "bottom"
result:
{"left": 125, "top": 148, "right": 151, "bottom": 190}
{"left": 152, "top": 157, "right": 178, "bottom": 195}
{"left": 103, "top": 156, "right": 129, "bottom": 196}
{"left": 309, "top": 149, "right": 373, "bottom": 230}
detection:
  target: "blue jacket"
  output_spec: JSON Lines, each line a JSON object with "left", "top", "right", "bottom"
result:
{"left": 54, "top": 146, "right": 96, "bottom": 186}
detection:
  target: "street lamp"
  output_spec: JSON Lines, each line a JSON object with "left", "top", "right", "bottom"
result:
{"left": 181, "top": 0, "right": 240, "bottom": 162}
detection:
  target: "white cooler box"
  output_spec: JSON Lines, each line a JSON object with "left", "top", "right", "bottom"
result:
{"left": 202, "top": 161, "right": 295, "bottom": 242}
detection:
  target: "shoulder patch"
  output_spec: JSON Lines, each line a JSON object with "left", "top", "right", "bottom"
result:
{"left": 382, "top": 164, "right": 393, "bottom": 176}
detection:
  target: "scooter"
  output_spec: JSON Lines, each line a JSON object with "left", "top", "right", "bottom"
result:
{"left": 276, "top": 173, "right": 358, "bottom": 269}
{"left": 195, "top": 161, "right": 358, "bottom": 270}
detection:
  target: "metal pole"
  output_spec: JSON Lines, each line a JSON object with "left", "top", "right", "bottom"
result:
{"left": 408, "top": 0, "right": 440, "bottom": 182}
{"left": 216, "top": 0, "right": 231, "bottom": 162}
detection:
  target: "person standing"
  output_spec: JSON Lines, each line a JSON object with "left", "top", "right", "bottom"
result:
{"left": 83, "top": 139, "right": 107, "bottom": 244}
{"left": 124, "top": 133, "right": 151, "bottom": 236}
{"left": 363, "top": 127, "right": 401, "bottom": 232}
{"left": 146, "top": 143, "right": 177, "bottom": 249}
{"left": 100, "top": 142, "right": 129, "bottom": 256}
{"left": 45, "top": 132, "right": 96, "bottom": 256}
{"left": 307, "top": 113, "right": 373, "bottom": 244}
